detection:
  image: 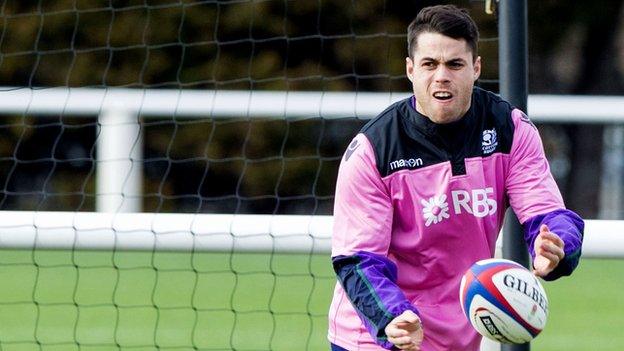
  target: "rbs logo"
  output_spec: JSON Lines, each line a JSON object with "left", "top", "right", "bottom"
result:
{"left": 421, "top": 187, "right": 497, "bottom": 226}
{"left": 450, "top": 188, "right": 497, "bottom": 218}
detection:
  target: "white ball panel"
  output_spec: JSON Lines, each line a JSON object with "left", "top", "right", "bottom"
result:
{"left": 469, "top": 294, "right": 533, "bottom": 344}
{"left": 491, "top": 268, "right": 548, "bottom": 330}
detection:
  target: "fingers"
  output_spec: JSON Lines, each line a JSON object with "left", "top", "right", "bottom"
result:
{"left": 538, "top": 225, "right": 564, "bottom": 244}
{"left": 539, "top": 231, "right": 565, "bottom": 248}
{"left": 386, "top": 316, "right": 421, "bottom": 337}
{"left": 537, "top": 250, "right": 559, "bottom": 264}
{"left": 385, "top": 310, "right": 423, "bottom": 350}
{"left": 534, "top": 270, "right": 551, "bottom": 277}
{"left": 533, "top": 226, "right": 566, "bottom": 276}
{"left": 533, "top": 266, "right": 552, "bottom": 277}
{"left": 389, "top": 338, "right": 417, "bottom": 350}
{"left": 387, "top": 337, "right": 420, "bottom": 351}
{"left": 393, "top": 310, "right": 420, "bottom": 324}
{"left": 535, "top": 225, "right": 565, "bottom": 261}
{"left": 533, "top": 241, "right": 564, "bottom": 276}
{"left": 536, "top": 240, "right": 564, "bottom": 260}
{"left": 386, "top": 331, "right": 418, "bottom": 350}
{"left": 533, "top": 225, "right": 565, "bottom": 277}
{"left": 385, "top": 325, "right": 408, "bottom": 338}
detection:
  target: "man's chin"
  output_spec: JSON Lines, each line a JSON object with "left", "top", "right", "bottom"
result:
{"left": 417, "top": 102, "right": 462, "bottom": 124}
{"left": 430, "top": 111, "right": 462, "bottom": 124}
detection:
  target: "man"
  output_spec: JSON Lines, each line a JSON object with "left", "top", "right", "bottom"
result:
{"left": 327, "top": 5, "right": 584, "bottom": 351}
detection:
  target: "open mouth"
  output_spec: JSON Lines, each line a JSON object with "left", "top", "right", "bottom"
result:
{"left": 433, "top": 91, "right": 453, "bottom": 101}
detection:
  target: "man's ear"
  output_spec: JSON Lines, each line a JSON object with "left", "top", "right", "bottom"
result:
{"left": 406, "top": 57, "right": 415, "bottom": 83}
{"left": 473, "top": 56, "right": 482, "bottom": 81}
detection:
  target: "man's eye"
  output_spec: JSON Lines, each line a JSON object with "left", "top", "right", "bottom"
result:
{"left": 422, "top": 62, "right": 435, "bottom": 68}
{"left": 449, "top": 62, "right": 464, "bottom": 69}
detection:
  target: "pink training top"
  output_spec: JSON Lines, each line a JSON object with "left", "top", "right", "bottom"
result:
{"left": 328, "top": 90, "right": 572, "bottom": 350}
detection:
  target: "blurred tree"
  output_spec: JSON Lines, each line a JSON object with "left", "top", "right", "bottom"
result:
{"left": 0, "top": 0, "right": 621, "bottom": 215}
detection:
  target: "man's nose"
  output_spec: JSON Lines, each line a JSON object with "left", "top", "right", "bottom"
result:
{"left": 433, "top": 65, "right": 451, "bottom": 83}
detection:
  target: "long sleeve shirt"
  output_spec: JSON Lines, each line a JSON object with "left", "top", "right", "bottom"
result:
{"left": 328, "top": 87, "right": 584, "bottom": 351}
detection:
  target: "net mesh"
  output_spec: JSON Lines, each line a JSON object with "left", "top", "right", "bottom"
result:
{"left": 0, "top": 1, "right": 498, "bottom": 350}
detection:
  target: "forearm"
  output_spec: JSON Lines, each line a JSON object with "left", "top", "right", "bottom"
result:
{"left": 332, "top": 251, "right": 419, "bottom": 349}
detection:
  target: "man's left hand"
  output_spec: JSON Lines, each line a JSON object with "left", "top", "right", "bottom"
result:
{"left": 532, "top": 224, "right": 565, "bottom": 277}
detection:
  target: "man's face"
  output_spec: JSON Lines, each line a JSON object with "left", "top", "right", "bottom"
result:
{"left": 406, "top": 32, "right": 481, "bottom": 124}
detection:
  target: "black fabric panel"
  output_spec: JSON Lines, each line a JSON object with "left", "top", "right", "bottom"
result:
{"left": 332, "top": 254, "right": 396, "bottom": 339}
{"left": 361, "top": 88, "right": 516, "bottom": 177}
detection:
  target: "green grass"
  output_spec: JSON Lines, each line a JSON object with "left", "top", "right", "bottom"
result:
{"left": 532, "top": 258, "right": 624, "bottom": 351}
{"left": 0, "top": 250, "right": 336, "bottom": 351}
{"left": 0, "top": 250, "right": 620, "bottom": 350}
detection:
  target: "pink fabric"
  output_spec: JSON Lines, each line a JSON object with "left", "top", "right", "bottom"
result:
{"left": 328, "top": 109, "right": 565, "bottom": 350}
{"left": 506, "top": 109, "right": 565, "bottom": 223}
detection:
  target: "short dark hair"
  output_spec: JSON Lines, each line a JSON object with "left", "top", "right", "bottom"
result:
{"left": 407, "top": 5, "right": 479, "bottom": 60}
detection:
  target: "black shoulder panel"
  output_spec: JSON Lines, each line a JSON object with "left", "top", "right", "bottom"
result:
{"left": 361, "top": 98, "right": 449, "bottom": 177}
{"left": 360, "top": 89, "right": 516, "bottom": 178}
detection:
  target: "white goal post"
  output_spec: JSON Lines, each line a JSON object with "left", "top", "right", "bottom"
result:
{"left": 0, "top": 211, "right": 620, "bottom": 259}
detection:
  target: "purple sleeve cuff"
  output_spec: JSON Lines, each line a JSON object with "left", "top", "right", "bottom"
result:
{"left": 332, "top": 251, "right": 419, "bottom": 349}
{"left": 523, "top": 209, "right": 584, "bottom": 281}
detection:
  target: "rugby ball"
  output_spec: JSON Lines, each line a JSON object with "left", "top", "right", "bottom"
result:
{"left": 459, "top": 258, "right": 548, "bottom": 344}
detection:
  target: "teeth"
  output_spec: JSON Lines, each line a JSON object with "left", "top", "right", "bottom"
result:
{"left": 434, "top": 92, "right": 451, "bottom": 98}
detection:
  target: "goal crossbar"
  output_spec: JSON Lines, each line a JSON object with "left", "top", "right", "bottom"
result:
{"left": 0, "top": 211, "right": 619, "bottom": 258}
{"left": 2, "top": 87, "right": 623, "bottom": 122}
{"left": 0, "top": 211, "right": 332, "bottom": 254}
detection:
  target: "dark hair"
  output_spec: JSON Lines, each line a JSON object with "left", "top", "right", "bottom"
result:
{"left": 407, "top": 5, "right": 479, "bottom": 60}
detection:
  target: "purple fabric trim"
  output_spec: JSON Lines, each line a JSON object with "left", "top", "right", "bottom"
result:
{"left": 330, "top": 343, "right": 349, "bottom": 351}
{"left": 523, "top": 209, "right": 584, "bottom": 280}
{"left": 332, "top": 251, "right": 419, "bottom": 349}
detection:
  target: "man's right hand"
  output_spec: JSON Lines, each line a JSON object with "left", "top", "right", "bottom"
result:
{"left": 384, "top": 310, "right": 423, "bottom": 351}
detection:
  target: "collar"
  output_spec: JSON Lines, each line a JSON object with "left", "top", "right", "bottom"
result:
{"left": 407, "top": 95, "right": 475, "bottom": 137}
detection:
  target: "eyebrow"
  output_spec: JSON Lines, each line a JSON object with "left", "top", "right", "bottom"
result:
{"left": 420, "top": 57, "right": 467, "bottom": 64}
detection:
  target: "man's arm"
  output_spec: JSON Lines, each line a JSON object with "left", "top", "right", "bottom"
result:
{"left": 332, "top": 252, "right": 421, "bottom": 348}
{"left": 331, "top": 133, "right": 420, "bottom": 349}
{"left": 523, "top": 209, "right": 584, "bottom": 280}
{"left": 505, "top": 110, "right": 584, "bottom": 279}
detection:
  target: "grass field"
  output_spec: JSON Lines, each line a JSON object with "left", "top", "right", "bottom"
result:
{"left": 532, "top": 258, "right": 624, "bottom": 350}
{"left": 0, "top": 250, "right": 620, "bottom": 350}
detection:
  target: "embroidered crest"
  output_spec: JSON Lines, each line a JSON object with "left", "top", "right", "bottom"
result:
{"left": 482, "top": 129, "right": 498, "bottom": 154}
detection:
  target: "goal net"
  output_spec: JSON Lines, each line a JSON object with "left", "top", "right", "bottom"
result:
{"left": 0, "top": 1, "right": 499, "bottom": 350}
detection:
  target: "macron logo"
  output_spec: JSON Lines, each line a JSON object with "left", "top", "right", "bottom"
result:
{"left": 389, "top": 158, "right": 423, "bottom": 171}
